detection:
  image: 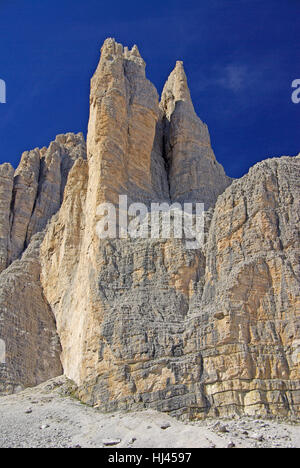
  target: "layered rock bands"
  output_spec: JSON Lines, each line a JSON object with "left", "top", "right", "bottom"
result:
{"left": 0, "top": 39, "right": 299, "bottom": 419}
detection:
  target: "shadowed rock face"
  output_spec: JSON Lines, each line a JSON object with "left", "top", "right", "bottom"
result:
{"left": 0, "top": 132, "right": 86, "bottom": 393}
{"left": 5, "top": 132, "right": 86, "bottom": 265}
{"left": 0, "top": 38, "right": 299, "bottom": 419}
{"left": 0, "top": 163, "right": 14, "bottom": 274}
{"left": 0, "top": 233, "right": 62, "bottom": 395}
{"left": 160, "top": 61, "right": 232, "bottom": 209}
{"left": 186, "top": 155, "right": 300, "bottom": 418}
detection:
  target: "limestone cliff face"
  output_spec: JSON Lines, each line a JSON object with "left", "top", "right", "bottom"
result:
{"left": 8, "top": 132, "right": 86, "bottom": 264}
{"left": 0, "top": 132, "right": 85, "bottom": 273}
{"left": 0, "top": 232, "right": 62, "bottom": 394}
{"left": 88, "top": 38, "right": 169, "bottom": 207}
{"left": 26, "top": 133, "right": 86, "bottom": 244}
{"left": 160, "top": 61, "right": 232, "bottom": 209}
{"left": 9, "top": 148, "right": 40, "bottom": 263}
{"left": 40, "top": 158, "right": 90, "bottom": 384}
{"left": 41, "top": 156, "right": 300, "bottom": 419}
{"left": 0, "top": 39, "right": 299, "bottom": 419}
{"left": 40, "top": 38, "right": 171, "bottom": 385}
{"left": 186, "top": 155, "right": 300, "bottom": 417}
{"left": 0, "top": 133, "right": 86, "bottom": 393}
{"left": 0, "top": 164, "right": 14, "bottom": 273}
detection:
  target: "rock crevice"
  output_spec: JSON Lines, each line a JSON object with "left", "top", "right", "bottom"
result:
{"left": 0, "top": 39, "right": 299, "bottom": 420}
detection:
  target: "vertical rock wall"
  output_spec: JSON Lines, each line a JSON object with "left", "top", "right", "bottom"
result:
{"left": 0, "top": 39, "right": 299, "bottom": 419}
{"left": 0, "top": 133, "right": 86, "bottom": 394}
{"left": 39, "top": 40, "right": 299, "bottom": 419}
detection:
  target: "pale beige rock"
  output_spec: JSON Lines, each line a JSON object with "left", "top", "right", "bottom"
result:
{"left": 0, "top": 39, "right": 299, "bottom": 422}
{"left": 0, "top": 163, "right": 14, "bottom": 273}
{"left": 55, "top": 132, "right": 87, "bottom": 200}
{"left": 40, "top": 38, "right": 171, "bottom": 386}
{"left": 41, "top": 154, "right": 300, "bottom": 419}
{"left": 0, "top": 232, "right": 62, "bottom": 395}
{"left": 40, "top": 38, "right": 170, "bottom": 385}
{"left": 40, "top": 158, "right": 89, "bottom": 384}
{"left": 161, "top": 61, "right": 232, "bottom": 209}
{"left": 0, "top": 133, "right": 86, "bottom": 394}
{"left": 190, "top": 155, "right": 300, "bottom": 418}
{"left": 88, "top": 37, "right": 169, "bottom": 207}
{"left": 8, "top": 133, "right": 86, "bottom": 264}
{"left": 25, "top": 142, "right": 61, "bottom": 243}
{"left": 26, "top": 132, "right": 87, "bottom": 248}
{"left": 39, "top": 40, "right": 299, "bottom": 420}
{"left": 9, "top": 149, "right": 40, "bottom": 262}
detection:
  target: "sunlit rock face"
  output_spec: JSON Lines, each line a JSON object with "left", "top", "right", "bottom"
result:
{"left": 0, "top": 39, "right": 299, "bottom": 419}
{"left": 185, "top": 155, "right": 300, "bottom": 418}
{"left": 3, "top": 132, "right": 86, "bottom": 266}
{"left": 0, "top": 232, "right": 63, "bottom": 395}
{"left": 160, "top": 60, "right": 232, "bottom": 210}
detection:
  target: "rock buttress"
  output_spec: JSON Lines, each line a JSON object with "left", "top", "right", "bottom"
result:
{"left": 161, "top": 61, "right": 232, "bottom": 209}
{"left": 39, "top": 39, "right": 299, "bottom": 419}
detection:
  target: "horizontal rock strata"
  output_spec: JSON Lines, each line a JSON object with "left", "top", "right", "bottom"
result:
{"left": 0, "top": 39, "right": 299, "bottom": 420}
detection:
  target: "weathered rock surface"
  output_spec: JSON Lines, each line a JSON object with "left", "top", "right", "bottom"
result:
{"left": 26, "top": 133, "right": 86, "bottom": 244}
{"left": 161, "top": 61, "right": 232, "bottom": 209}
{"left": 41, "top": 156, "right": 299, "bottom": 419}
{"left": 9, "top": 132, "right": 86, "bottom": 264}
{"left": 0, "top": 163, "right": 14, "bottom": 273}
{"left": 0, "top": 376, "right": 299, "bottom": 448}
{"left": 0, "top": 133, "right": 86, "bottom": 394}
{"left": 39, "top": 40, "right": 299, "bottom": 420}
{"left": 186, "top": 155, "right": 300, "bottom": 418}
{"left": 0, "top": 39, "right": 299, "bottom": 422}
{"left": 40, "top": 157, "right": 89, "bottom": 384}
{"left": 0, "top": 233, "right": 62, "bottom": 394}
{"left": 9, "top": 149, "right": 40, "bottom": 263}
{"left": 88, "top": 38, "right": 169, "bottom": 207}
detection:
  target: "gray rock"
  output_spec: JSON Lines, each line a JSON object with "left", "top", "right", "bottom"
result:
{"left": 102, "top": 438, "right": 121, "bottom": 446}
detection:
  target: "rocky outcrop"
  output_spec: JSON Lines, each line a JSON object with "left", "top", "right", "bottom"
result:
{"left": 185, "top": 155, "right": 300, "bottom": 418}
{"left": 9, "top": 133, "right": 86, "bottom": 264}
{"left": 9, "top": 149, "right": 40, "bottom": 263}
{"left": 0, "top": 163, "right": 14, "bottom": 273}
{"left": 39, "top": 39, "right": 171, "bottom": 386}
{"left": 161, "top": 61, "right": 231, "bottom": 209}
{"left": 39, "top": 40, "right": 299, "bottom": 420}
{"left": 40, "top": 38, "right": 224, "bottom": 394}
{"left": 88, "top": 38, "right": 169, "bottom": 208}
{"left": 40, "top": 158, "right": 90, "bottom": 384}
{"left": 0, "top": 132, "right": 86, "bottom": 394}
{"left": 0, "top": 39, "right": 299, "bottom": 420}
{"left": 42, "top": 156, "right": 299, "bottom": 419}
{"left": 26, "top": 133, "right": 86, "bottom": 244}
{"left": 0, "top": 232, "right": 62, "bottom": 394}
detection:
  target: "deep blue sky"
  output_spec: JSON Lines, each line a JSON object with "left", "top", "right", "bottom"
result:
{"left": 0, "top": 0, "right": 299, "bottom": 177}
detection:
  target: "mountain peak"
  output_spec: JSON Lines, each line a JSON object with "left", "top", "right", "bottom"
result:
{"left": 160, "top": 60, "right": 193, "bottom": 118}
